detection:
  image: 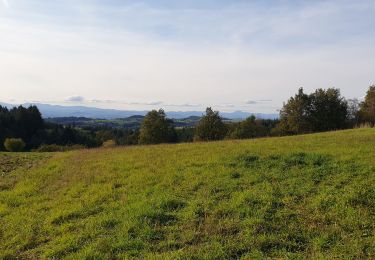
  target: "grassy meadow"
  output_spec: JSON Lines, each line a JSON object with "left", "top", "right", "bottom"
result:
{"left": 0, "top": 129, "right": 374, "bottom": 259}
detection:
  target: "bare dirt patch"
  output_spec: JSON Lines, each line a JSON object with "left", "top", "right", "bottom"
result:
{"left": 0, "top": 153, "right": 49, "bottom": 176}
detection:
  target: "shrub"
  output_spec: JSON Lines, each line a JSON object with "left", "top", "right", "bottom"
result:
{"left": 4, "top": 138, "right": 26, "bottom": 152}
{"left": 102, "top": 140, "right": 116, "bottom": 148}
{"left": 35, "top": 144, "right": 85, "bottom": 152}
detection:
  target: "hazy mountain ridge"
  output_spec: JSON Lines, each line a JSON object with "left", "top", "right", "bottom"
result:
{"left": 0, "top": 102, "right": 279, "bottom": 120}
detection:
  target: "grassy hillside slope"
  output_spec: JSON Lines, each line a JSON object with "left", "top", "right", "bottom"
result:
{"left": 0, "top": 129, "right": 374, "bottom": 259}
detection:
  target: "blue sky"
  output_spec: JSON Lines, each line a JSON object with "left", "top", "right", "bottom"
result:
{"left": 1, "top": 0, "right": 375, "bottom": 112}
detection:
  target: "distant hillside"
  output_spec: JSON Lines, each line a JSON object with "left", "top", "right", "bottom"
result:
{"left": 1, "top": 102, "right": 279, "bottom": 120}
{"left": 46, "top": 115, "right": 224, "bottom": 129}
{"left": 0, "top": 102, "right": 11, "bottom": 108}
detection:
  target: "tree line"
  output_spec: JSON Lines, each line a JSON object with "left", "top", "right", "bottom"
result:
{"left": 275, "top": 86, "right": 375, "bottom": 135}
{"left": 0, "top": 105, "right": 101, "bottom": 151}
{"left": 135, "top": 85, "right": 375, "bottom": 144}
{"left": 1, "top": 85, "right": 374, "bottom": 151}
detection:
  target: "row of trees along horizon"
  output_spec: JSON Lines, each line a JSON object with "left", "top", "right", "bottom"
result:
{"left": 1, "top": 86, "right": 375, "bottom": 152}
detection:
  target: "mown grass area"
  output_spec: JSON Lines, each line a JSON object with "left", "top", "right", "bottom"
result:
{"left": 0, "top": 129, "right": 374, "bottom": 259}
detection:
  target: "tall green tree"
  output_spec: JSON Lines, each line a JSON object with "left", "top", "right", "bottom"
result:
{"left": 277, "top": 88, "right": 312, "bottom": 135}
{"left": 139, "top": 109, "right": 175, "bottom": 144}
{"left": 277, "top": 88, "right": 348, "bottom": 134}
{"left": 347, "top": 99, "right": 361, "bottom": 126}
{"left": 359, "top": 85, "right": 375, "bottom": 124}
{"left": 309, "top": 88, "right": 348, "bottom": 132}
{"left": 194, "top": 107, "right": 227, "bottom": 141}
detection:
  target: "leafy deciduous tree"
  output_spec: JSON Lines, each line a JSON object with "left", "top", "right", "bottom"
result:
{"left": 277, "top": 88, "right": 348, "bottom": 134}
{"left": 194, "top": 107, "right": 227, "bottom": 141}
{"left": 277, "top": 88, "right": 312, "bottom": 135}
{"left": 347, "top": 98, "right": 361, "bottom": 126}
{"left": 309, "top": 88, "right": 348, "bottom": 132}
{"left": 229, "top": 115, "right": 269, "bottom": 139}
{"left": 139, "top": 109, "right": 175, "bottom": 144}
{"left": 359, "top": 85, "right": 375, "bottom": 124}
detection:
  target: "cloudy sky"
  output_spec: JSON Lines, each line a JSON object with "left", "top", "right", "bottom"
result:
{"left": 1, "top": 0, "right": 374, "bottom": 113}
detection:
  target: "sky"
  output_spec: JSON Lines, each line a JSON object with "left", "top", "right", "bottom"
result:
{"left": 1, "top": 0, "right": 375, "bottom": 113}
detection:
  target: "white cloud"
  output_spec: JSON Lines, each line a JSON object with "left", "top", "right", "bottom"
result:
{"left": 66, "top": 96, "right": 85, "bottom": 102}
{"left": 246, "top": 100, "right": 273, "bottom": 105}
{"left": 2, "top": 0, "right": 9, "bottom": 8}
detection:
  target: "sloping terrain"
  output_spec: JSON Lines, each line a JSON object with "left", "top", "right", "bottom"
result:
{"left": 0, "top": 129, "right": 374, "bottom": 259}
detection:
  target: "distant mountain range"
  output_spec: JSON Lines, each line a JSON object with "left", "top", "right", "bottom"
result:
{"left": 0, "top": 102, "right": 279, "bottom": 120}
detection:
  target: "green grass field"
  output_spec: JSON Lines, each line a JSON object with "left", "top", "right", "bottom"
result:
{"left": 0, "top": 129, "right": 374, "bottom": 259}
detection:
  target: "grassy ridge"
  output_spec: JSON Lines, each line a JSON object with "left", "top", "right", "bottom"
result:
{"left": 0, "top": 129, "right": 374, "bottom": 258}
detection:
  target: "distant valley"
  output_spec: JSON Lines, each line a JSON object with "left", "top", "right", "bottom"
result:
{"left": 46, "top": 116, "right": 205, "bottom": 129}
